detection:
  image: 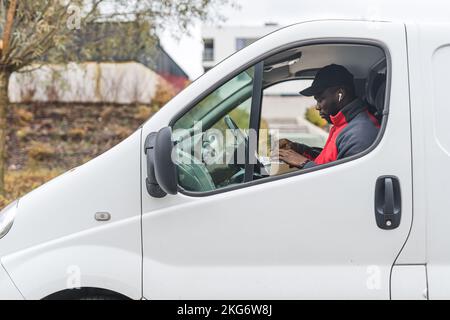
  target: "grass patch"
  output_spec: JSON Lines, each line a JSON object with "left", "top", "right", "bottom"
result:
{"left": 0, "top": 168, "right": 65, "bottom": 209}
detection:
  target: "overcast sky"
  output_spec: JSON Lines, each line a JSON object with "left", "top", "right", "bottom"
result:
{"left": 159, "top": 0, "right": 448, "bottom": 79}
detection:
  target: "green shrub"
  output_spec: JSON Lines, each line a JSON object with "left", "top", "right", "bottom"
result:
{"left": 113, "top": 126, "right": 133, "bottom": 140}
{"left": 152, "top": 80, "right": 177, "bottom": 110}
{"left": 16, "top": 127, "right": 33, "bottom": 140}
{"left": 67, "top": 127, "right": 87, "bottom": 140}
{"left": 305, "top": 105, "right": 328, "bottom": 128}
{"left": 134, "top": 105, "right": 153, "bottom": 122}
{"left": 15, "top": 108, "right": 34, "bottom": 125}
{"left": 27, "top": 142, "right": 55, "bottom": 162}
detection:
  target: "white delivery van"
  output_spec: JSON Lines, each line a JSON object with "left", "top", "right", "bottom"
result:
{"left": 0, "top": 18, "right": 449, "bottom": 300}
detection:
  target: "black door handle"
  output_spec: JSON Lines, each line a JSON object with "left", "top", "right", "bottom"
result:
{"left": 375, "top": 176, "right": 401, "bottom": 230}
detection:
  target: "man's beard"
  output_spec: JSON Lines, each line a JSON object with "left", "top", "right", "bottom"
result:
{"left": 321, "top": 102, "right": 339, "bottom": 124}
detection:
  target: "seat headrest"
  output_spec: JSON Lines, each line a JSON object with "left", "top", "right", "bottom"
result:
{"left": 366, "top": 72, "right": 386, "bottom": 106}
{"left": 365, "top": 58, "right": 387, "bottom": 106}
{"left": 374, "top": 80, "right": 386, "bottom": 114}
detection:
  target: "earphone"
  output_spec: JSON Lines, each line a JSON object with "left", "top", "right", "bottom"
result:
{"left": 338, "top": 93, "right": 343, "bottom": 102}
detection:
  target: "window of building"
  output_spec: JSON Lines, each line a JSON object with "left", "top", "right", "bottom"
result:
{"left": 203, "top": 39, "right": 214, "bottom": 62}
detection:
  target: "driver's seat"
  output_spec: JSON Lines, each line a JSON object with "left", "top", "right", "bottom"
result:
{"left": 365, "top": 59, "right": 387, "bottom": 123}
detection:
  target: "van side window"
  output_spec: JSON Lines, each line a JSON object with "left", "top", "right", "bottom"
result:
{"left": 172, "top": 67, "right": 255, "bottom": 192}
{"left": 172, "top": 43, "right": 387, "bottom": 194}
{"left": 257, "top": 79, "right": 327, "bottom": 175}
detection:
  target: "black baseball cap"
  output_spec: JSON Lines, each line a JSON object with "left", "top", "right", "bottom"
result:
{"left": 299, "top": 64, "right": 354, "bottom": 96}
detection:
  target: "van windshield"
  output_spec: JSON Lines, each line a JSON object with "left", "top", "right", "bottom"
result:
{"left": 173, "top": 68, "right": 254, "bottom": 130}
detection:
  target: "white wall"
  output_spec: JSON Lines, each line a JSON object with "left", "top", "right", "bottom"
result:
{"left": 9, "top": 62, "right": 164, "bottom": 104}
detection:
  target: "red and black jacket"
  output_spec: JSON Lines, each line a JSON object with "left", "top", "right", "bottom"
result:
{"left": 292, "top": 98, "right": 380, "bottom": 168}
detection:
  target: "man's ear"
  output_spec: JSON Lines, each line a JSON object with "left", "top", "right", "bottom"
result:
{"left": 337, "top": 87, "right": 347, "bottom": 102}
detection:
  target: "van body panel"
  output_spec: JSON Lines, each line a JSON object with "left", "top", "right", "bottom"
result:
{"left": 391, "top": 265, "right": 427, "bottom": 300}
{"left": 1, "top": 218, "right": 142, "bottom": 299}
{"left": 409, "top": 22, "right": 450, "bottom": 299}
{"left": 0, "top": 130, "right": 143, "bottom": 299}
{"left": 0, "top": 263, "right": 23, "bottom": 300}
{"left": 141, "top": 20, "right": 413, "bottom": 299}
{"left": 394, "top": 22, "right": 427, "bottom": 265}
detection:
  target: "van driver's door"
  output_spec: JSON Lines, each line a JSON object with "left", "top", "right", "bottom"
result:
{"left": 140, "top": 20, "right": 412, "bottom": 299}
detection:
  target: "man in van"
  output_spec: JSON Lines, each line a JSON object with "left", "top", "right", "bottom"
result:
{"left": 277, "top": 64, "right": 380, "bottom": 169}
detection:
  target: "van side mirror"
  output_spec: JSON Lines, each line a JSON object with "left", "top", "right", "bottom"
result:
{"left": 144, "top": 127, "right": 178, "bottom": 198}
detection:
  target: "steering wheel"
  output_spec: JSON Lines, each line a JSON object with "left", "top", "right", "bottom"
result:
{"left": 223, "top": 115, "right": 269, "bottom": 177}
{"left": 175, "top": 150, "right": 216, "bottom": 192}
{"left": 224, "top": 115, "right": 248, "bottom": 143}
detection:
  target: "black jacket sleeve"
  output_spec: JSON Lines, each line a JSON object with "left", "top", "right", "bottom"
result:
{"left": 291, "top": 142, "right": 322, "bottom": 160}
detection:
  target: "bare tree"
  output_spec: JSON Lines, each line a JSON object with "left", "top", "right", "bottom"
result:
{"left": 0, "top": 0, "right": 233, "bottom": 194}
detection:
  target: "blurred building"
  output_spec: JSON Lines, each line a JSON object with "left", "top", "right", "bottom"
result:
{"left": 201, "top": 23, "right": 281, "bottom": 72}
{"left": 9, "top": 22, "right": 189, "bottom": 104}
{"left": 71, "top": 21, "right": 190, "bottom": 92}
{"left": 150, "top": 44, "right": 190, "bottom": 92}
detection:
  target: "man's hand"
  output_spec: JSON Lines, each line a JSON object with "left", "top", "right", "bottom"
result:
{"left": 277, "top": 138, "right": 294, "bottom": 150}
{"left": 278, "top": 149, "right": 309, "bottom": 168}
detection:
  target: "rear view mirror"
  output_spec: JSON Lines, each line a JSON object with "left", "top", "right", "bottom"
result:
{"left": 144, "top": 127, "right": 178, "bottom": 198}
